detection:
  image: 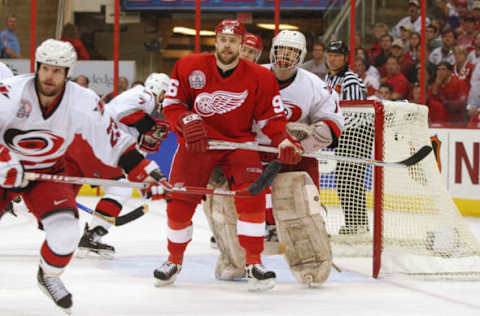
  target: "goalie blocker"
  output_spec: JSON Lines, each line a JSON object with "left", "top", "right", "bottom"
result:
{"left": 204, "top": 169, "right": 332, "bottom": 286}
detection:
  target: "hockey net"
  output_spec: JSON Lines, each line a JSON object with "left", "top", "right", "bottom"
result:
{"left": 320, "top": 100, "right": 480, "bottom": 279}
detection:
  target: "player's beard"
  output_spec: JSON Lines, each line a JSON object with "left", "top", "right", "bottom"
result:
{"left": 217, "top": 48, "right": 239, "bottom": 65}
{"left": 37, "top": 79, "right": 64, "bottom": 97}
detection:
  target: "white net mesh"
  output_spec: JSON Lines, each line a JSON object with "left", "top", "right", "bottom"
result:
{"left": 320, "top": 100, "right": 480, "bottom": 279}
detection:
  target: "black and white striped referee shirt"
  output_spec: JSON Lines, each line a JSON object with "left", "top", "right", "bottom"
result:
{"left": 325, "top": 66, "right": 367, "bottom": 101}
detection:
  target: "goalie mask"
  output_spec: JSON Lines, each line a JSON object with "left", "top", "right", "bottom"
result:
{"left": 270, "top": 30, "right": 307, "bottom": 70}
{"left": 35, "top": 39, "right": 77, "bottom": 78}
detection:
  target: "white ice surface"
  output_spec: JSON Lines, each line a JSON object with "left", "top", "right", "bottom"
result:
{"left": 1, "top": 197, "right": 480, "bottom": 316}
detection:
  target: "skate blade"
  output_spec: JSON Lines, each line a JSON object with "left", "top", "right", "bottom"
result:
{"left": 247, "top": 278, "right": 276, "bottom": 292}
{"left": 38, "top": 283, "right": 72, "bottom": 315}
{"left": 154, "top": 275, "right": 177, "bottom": 287}
{"left": 76, "top": 247, "right": 114, "bottom": 260}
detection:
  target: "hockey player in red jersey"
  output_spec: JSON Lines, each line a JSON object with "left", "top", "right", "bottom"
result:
{"left": 240, "top": 33, "right": 263, "bottom": 63}
{"left": 154, "top": 19, "right": 302, "bottom": 292}
{"left": 65, "top": 73, "right": 171, "bottom": 259}
{"left": 0, "top": 39, "right": 166, "bottom": 313}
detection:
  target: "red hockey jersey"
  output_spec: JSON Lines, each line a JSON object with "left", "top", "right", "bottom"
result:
{"left": 163, "top": 53, "right": 287, "bottom": 145}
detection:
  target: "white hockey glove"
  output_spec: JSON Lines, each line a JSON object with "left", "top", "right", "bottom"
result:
{"left": 288, "top": 121, "right": 333, "bottom": 153}
{"left": 0, "top": 145, "right": 28, "bottom": 189}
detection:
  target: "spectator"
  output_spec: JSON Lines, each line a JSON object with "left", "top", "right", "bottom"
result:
{"left": 453, "top": 45, "right": 474, "bottom": 90}
{"left": 435, "top": 0, "right": 460, "bottom": 30}
{"left": 428, "top": 61, "right": 469, "bottom": 126}
{"left": 456, "top": 14, "right": 476, "bottom": 48}
{"left": 355, "top": 47, "right": 380, "bottom": 81}
{"left": 131, "top": 80, "right": 144, "bottom": 88}
{"left": 455, "top": 0, "right": 469, "bottom": 19}
{"left": 374, "top": 34, "right": 393, "bottom": 73}
{"left": 300, "top": 40, "right": 328, "bottom": 78}
{"left": 370, "top": 22, "right": 389, "bottom": 63}
{"left": 61, "top": 23, "right": 90, "bottom": 60}
{"left": 426, "top": 24, "right": 442, "bottom": 51}
{"left": 102, "top": 76, "right": 129, "bottom": 103}
{"left": 392, "top": 0, "right": 429, "bottom": 38}
{"left": 407, "top": 83, "right": 448, "bottom": 125}
{"left": 473, "top": 1, "right": 480, "bottom": 31}
{"left": 399, "top": 25, "right": 412, "bottom": 51}
{"left": 368, "top": 82, "right": 394, "bottom": 101}
{"left": 381, "top": 56, "right": 410, "bottom": 100}
{"left": 467, "top": 61, "right": 480, "bottom": 111}
{"left": 74, "top": 75, "right": 89, "bottom": 89}
{"left": 0, "top": 15, "right": 20, "bottom": 58}
{"left": 402, "top": 32, "right": 421, "bottom": 81}
{"left": 467, "top": 32, "right": 480, "bottom": 64}
{"left": 353, "top": 56, "right": 379, "bottom": 97}
{"left": 429, "top": 28, "right": 456, "bottom": 66}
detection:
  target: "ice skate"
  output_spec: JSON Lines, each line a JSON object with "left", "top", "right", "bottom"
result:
{"left": 77, "top": 223, "right": 115, "bottom": 259}
{"left": 245, "top": 264, "right": 276, "bottom": 292}
{"left": 37, "top": 267, "right": 72, "bottom": 315}
{"left": 153, "top": 261, "right": 182, "bottom": 287}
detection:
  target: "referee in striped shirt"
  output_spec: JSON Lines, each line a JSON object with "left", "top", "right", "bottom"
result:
{"left": 324, "top": 40, "right": 372, "bottom": 235}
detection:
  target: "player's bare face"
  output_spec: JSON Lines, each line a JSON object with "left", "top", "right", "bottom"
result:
{"left": 240, "top": 46, "right": 260, "bottom": 63}
{"left": 216, "top": 34, "right": 241, "bottom": 65}
{"left": 326, "top": 52, "right": 347, "bottom": 73}
{"left": 37, "top": 64, "right": 66, "bottom": 97}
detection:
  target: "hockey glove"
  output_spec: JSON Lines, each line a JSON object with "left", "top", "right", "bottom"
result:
{"left": 127, "top": 159, "right": 166, "bottom": 183}
{"left": 139, "top": 118, "right": 171, "bottom": 153}
{"left": 177, "top": 112, "right": 208, "bottom": 152}
{"left": 277, "top": 134, "right": 303, "bottom": 165}
{"left": 0, "top": 145, "right": 28, "bottom": 189}
{"left": 144, "top": 180, "right": 173, "bottom": 200}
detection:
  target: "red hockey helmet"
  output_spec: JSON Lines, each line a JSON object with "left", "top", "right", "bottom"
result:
{"left": 243, "top": 33, "right": 263, "bottom": 51}
{"left": 215, "top": 19, "right": 246, "bottom": 39}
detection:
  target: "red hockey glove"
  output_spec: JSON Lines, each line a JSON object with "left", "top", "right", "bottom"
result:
{"left": 0, "top": 145, "right": 27, "bottom": 189}
{"left": 277, "top": 134, "right": 303, "bottom": 165}
{"left": 177, "top": 112, "right": 208, "bottom": 152}
{"left": 144, "top": 180, "right": 174, "bottom": 200}
{"left": 139, "top": 119, "right": 171, "bottom": 153}
{"left": 127, "top": 159, "right": 166, "bottom": 183}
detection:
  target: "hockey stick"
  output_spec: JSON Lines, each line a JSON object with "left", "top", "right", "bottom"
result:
{"left": 24, "top": 161, "right": 281, "bottom": 198}
{"left": 76, "top": 202, "right": 148, "bottom": 226}
{"left": 208, "top": 140, "right": 432, "bottom": 168}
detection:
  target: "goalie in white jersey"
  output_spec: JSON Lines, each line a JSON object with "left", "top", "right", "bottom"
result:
{"left": 65, "top": 73, "right": 171, "bottom": 259}
{"left": 204, "top": 30, "right": 344, "bottom": 287}
{"left": 0, "top": 39, "right": 166, "bottom": 314}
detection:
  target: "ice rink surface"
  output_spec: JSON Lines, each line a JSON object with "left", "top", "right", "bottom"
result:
{"left": 2, "top": 196, "right": 480, "bottom": 316}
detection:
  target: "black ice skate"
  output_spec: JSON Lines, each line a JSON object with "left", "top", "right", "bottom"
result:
{"left": 37, "top": 267, "right": 72, "bottom": 315}
{"left": 77, "top": 223, "right": 115, "bottom": 259}
{"left": 153, "top": 261, "right": 182, "bottom": 287}
{"left": 245, "top": 264, "right": 276, "bottom": 292}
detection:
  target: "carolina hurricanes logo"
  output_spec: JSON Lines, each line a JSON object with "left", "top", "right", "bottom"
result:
{"left": 0, "top": 82, "right": 11, "bottom": 98}
{"left": 4, "top": 129, "right": 64, "bottom": 158}
{"left": 194, "top": 90, "right": 248, "bottom": 117}
{"left": 282, "top": 98, "right": 303, "bottom": 122}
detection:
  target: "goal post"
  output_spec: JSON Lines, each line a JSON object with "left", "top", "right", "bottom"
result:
{"left": 321, "top": 100, "right": 480, "bottom": 279}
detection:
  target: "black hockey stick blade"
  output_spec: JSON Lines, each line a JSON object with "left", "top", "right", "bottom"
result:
{"left": 114, "top": 204, "right": 149, "bottom": 226}
{"left": 397, "top": 145, "right": 433, "bottom": 167}
{"left": 248, "top": 160, "right": 282, "bottom": 196}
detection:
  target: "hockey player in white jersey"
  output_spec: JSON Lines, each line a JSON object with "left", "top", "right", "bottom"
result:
{"left": 205, "top": 30, "right": 344, "bottom": 286}
{"left": 0, "top": 39, "right": 166, "bottom": 314}
{"left": 69, "top": 73, "right": 171, "bottom": 259}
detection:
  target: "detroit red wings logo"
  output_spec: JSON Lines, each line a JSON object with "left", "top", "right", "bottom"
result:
{"left": 282, "top": 98, "right": 303, "bottom": 122}
{"left": 194, "top": 90, "right": 248, "bottom": 117}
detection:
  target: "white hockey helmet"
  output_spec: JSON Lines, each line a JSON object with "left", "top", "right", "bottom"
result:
{"left": 145, "top": 73, "right": 170, "bottom": 96}
{"left": 270, "top": 30, "right": 307, "bottom": 70}
{"left": 35, "top": 39, "right": 77, "bottom": 78}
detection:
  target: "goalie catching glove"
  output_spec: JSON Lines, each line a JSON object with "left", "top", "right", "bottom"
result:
{"left": 0, "top": 145, "right": 28, "bottom": 189}
{"left": 177, "top": 112, "right": 208, "bottom": 152}
{"left": 139, "top": 118, "right": 171, "bottom": 153}
{"left": 287, "top": 121, "right": 333, "bottom": 153}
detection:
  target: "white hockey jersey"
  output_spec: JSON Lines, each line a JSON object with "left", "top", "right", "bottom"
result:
{"left": 105, "top": 85, "right": 156, "bottom": 140}
{"left": 255, "top": 66, "right": 344, "bottom": 144}
{"left": 0, "top": 74, "right": 136, "bottom": 171}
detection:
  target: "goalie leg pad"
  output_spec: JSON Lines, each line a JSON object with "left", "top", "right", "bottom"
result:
{"left": 203, "top": 168, "right": 245, "bottom": 280}
{"left": 271, "top": 172, "right": 332, "bottom": 287}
